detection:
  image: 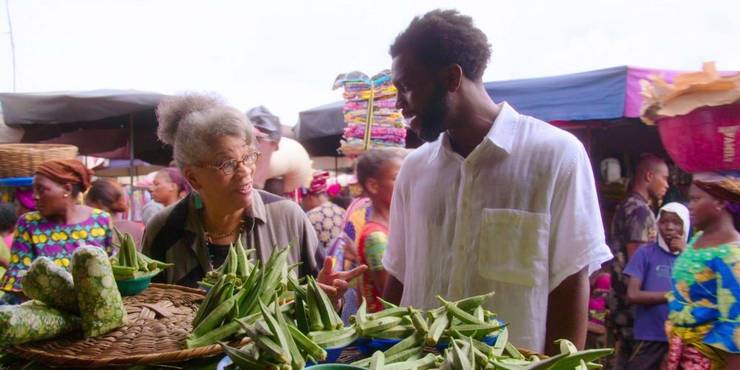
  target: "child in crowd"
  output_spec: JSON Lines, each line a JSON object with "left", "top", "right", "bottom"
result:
{"left": 624, "top": 202, "right": 689, "bottom": 370}
{"left": 355, "top": 148, "right": 406, "bottom": 312}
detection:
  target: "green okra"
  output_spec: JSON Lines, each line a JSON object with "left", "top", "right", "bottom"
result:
{"left": 293, "top": 294, "right": 310, "bottom": 333}
{"left": 368, "top": 306, "right": 408, "bottom": 320}
{"left": 438, "top": 296, "right": 486, "bottom": 325}
{"left": 426, "top": 310, "right": 449, "bottom": 345}
{"left": 273, "top": 300, "right": 304, "bottom": 369}
{"left": 364, "top": 325, "right": 415, "bottom": 339}
{"left": 409, "top": 307, "right": 428, "bottom": 335}
{"left": 492, "top": 326, "right": 509, "bottom": 357}
{"left": 453, "top": 291, "right": 495, "bottom": 312}
{"left": 308, "top": 325, "right": 355, "bottom": 343}
{"left": 385, "top": 333, "right": 424, "bottom": 357}
{"left": 191, "top": 289, "right": 244, "bottom": 337}
{"left": 369, "top": 350, "right": 385, "bottom": 370}
{"left": 382, "top": 353, "right": 438, "bottom": 370}
{"left": 258, "top": 300, "right": 293, "bottom": 366}
{"left": 287, "top": 324, "right": 327, "bottom": 361}
{"left": 241, "top": 324, "right": 290, "bottom": 364}
{"left": 359, "top": 316, "right": 404, "bottom": 335}
{"left": 219, "top": 341, "right": 282, "bottom": 370}
{"left": 449, "top": 322, "right": 506, "bottom": 338}
{"left": 506, "top": 342, "right": 526, "bottom": 359}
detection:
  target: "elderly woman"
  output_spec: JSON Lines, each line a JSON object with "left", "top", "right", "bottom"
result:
{"left": 0, "top": 159, "right": 114, "bottom": 296}
{"left": 142, "top": 94, "right": 365, "bottom": 301}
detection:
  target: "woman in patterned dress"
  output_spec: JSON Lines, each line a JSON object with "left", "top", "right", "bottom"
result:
{"left": 0, "top": 159, "right": 113, "bottom": 299}
{"left": 666, "top": 173, "right": 739, "bottom": 369}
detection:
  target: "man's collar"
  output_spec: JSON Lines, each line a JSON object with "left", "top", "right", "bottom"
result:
{"left": 483, "top": 102, "right": 517, "bottom": 155}
{"left": 431, "top": 101, "right": 517, "bottom": 160}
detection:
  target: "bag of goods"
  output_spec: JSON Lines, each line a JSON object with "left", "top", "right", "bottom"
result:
{"left": 72, "top": 246, "right": 127, "bottom": 337}
{"left": 0, "top": 301, "right": 80, "bottom": 347}
{"left": 22, "top": 257, "right": 79, "bottom": 313}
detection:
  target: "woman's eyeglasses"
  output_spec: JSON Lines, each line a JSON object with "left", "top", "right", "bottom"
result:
{"left": 208, "top": 151, "right": 261, "bottom": 175}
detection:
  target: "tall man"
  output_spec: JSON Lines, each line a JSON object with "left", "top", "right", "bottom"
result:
{"left": 608, "top": 154, "right": 669, "bottom": 369}
{"left": 382, "top": 10, "right": 613, "bottom": 354}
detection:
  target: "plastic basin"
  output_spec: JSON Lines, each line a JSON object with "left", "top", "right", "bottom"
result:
{"left": 115, "top": 270, "right": 161, "bottom": 296}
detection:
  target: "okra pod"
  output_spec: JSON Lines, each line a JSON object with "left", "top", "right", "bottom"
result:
{"left": 287, "top": 324, "right": 327, "bottom": 361}
{"left": 258, "top": 300, "right": 293, "bottom": 366}
{"left": 191, "top": 289, "right": 244, "bottom": 337}
{"left": 359, "top": 316, "right": 404, "bottom": 335}
{"left": 453, "top": 291, "right": 495, "bottom": 312}
{"left": 186, "top": 320, "right": 241, "bottom": 348}
{"left": 243, "top": 326, "right": 291, "bottom": 364}
{"left": 364, "top": 325, "right": 415, "bottom": 339}
{"left": 450, "top": 338, "right": 473, "bottom": 370}
{"left": 382, "top": 353, "right": 438, "bottom": 370}
{"left": 426, "top": 310, "right": 449, "bottom": 345}
{"left": 409, "top": 307, "right": 428, "bottom": 335}
{"left": 449, "top": 322, "right": 506, "bottom": 338}
{"left": 219, "top": 341, "right": 282, "bottom": 370}
{"left": 438, "top": 296, "right": 485, "bottom": 325}
{"left": 385, "top": 333, "right": 424, "bottom": 357}
{"left": 492, "top": 326, "right": 508, "bottom": 357}
{"left": 369, "top": 350, "right": 385, "bottom": 370}
{"left": 506, "top": 342, "right": 525, "bottom": 360}
{"left": 368, "top": 306, "right": 408, "bottom": 320}
{"left": 273, "top": 300, "right": 305, "bottom": 369}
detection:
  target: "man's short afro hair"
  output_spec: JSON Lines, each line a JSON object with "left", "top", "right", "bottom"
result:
{"left": 390, "top": 9, "right": 492, "bottom": 81}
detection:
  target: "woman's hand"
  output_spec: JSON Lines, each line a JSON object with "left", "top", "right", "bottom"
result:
{"left": 317, "top": 257, "right": 367, "bottom": 308}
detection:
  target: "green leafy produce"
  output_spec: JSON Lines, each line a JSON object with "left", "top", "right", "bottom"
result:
{"left": 21, "top": 257, "right": 78, "bottom": 314}
{"left": 72, "top": 246, "right": 127, "bottom": 338}
{"left": 0, "top": 301, "right": 80, "bottom": 347}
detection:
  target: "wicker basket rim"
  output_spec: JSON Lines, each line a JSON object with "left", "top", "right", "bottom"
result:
{"left": 9, "top": 283, "right": 249, "bottom": 368}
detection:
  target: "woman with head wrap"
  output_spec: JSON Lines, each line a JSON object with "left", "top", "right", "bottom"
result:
{"left": 0, "top": 159, "right": 114, "bottom": 296}
{"left": 142, "top": 94, "right": 365, "bottom": 305}
{"left": 666, "top": 173, "right": 740, "bottom": 369}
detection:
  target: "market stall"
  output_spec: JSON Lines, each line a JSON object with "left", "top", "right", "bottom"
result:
{"left": 1, "top": 237, "right": 613, "bottom": 369}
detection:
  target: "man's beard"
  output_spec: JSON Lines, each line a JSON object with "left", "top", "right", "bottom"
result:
{"left": 416, "top": 86, "right": 449, "bottom": 142}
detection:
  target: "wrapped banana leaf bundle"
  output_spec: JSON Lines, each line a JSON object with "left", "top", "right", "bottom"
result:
{"left": 22, "top": 257, "right": 79, "bottom": 314}
{"left": 0, "top": 301, "right": 80, "bottom": 347}
{"left": 72, "top": 246, "right": 127, "bottom": 338}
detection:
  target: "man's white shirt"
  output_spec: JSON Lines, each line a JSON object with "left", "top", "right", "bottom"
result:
{"left": 383, "top": 102, "right": 613, "bottom": 352}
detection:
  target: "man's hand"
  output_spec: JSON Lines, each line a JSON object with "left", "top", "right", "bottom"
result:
{"left": 317, "top": 257, "right": 367, "bottom": 307}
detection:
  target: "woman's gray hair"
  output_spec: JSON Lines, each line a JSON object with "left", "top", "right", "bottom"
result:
{"left": 156, "top": 93, "right": 256, "bottom": 169}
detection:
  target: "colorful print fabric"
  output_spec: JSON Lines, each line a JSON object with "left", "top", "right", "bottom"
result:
{"left": 307, "top": 202, "right": 346, "bottom": 251}
{"left": 667, "top": 233, "right": 739, "bottom": 354}
{"left": 0, "top": 210, "right": 114, "bottom": 292}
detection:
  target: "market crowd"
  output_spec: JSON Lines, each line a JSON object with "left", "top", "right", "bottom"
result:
{"left": 0, "top": 9, "right": 736, "bottom": 370}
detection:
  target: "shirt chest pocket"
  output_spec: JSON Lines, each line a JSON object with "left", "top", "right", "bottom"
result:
{"left": 477, "top": 208, "right": 549, "bottom": 287}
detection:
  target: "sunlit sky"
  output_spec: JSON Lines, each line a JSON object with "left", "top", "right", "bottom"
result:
{"left": 1, "top": 0, "right": 738, "bottom": 126}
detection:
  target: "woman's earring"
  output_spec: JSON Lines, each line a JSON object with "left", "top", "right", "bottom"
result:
{"left": 63, "top": 193, "right": 69, "bottom": 198}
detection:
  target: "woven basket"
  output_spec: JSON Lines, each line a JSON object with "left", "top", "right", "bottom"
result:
{"left": 0, "top": 144, "right": 78, "bottom": 178}
{"left": 9, "top": 283, "right": 250, "bottom": 368}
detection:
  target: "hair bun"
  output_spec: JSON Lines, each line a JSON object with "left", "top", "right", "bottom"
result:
{"left": 156, "top": 94, "right": 222, "bottom": 145}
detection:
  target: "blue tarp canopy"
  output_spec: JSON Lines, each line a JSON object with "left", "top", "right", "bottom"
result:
{"left": 485, "top": 66, "right": 627, "bottom": 122}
